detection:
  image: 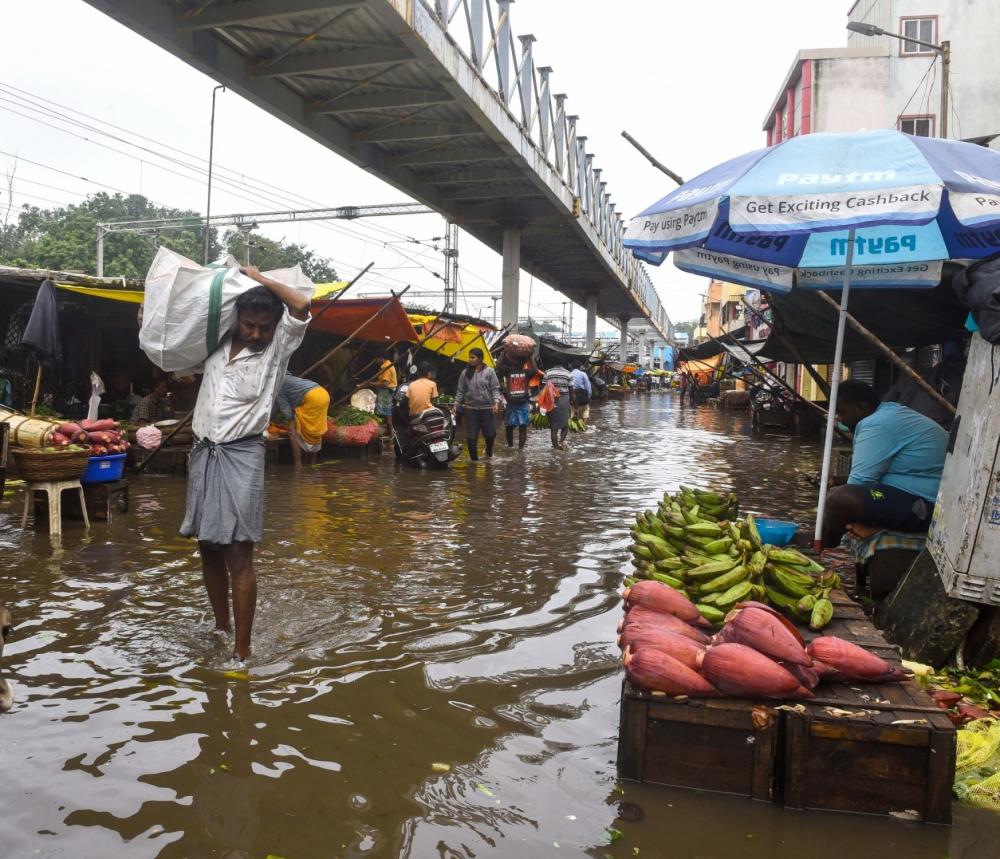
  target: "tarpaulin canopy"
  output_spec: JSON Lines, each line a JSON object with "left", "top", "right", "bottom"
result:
{"left": 310, "top": 296, "right": 418, "bottom": 343}
{"left": 761, "top": 270, "right": 968, "bottom": 364}
{"left": 409, "top": 313, "right": 496, "bottom": 367}
{"left": 56, "top": 283, "right": 144, "bottom": 303}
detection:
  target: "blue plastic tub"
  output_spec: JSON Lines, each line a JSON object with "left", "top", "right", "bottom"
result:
{"left": 756, "top": 517, "right": 798, "bottom": 547}
{"left": 82, "top": 453, "right": 127, "bottom": 484}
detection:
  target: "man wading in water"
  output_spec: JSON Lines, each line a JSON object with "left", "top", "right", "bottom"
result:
{"left": 181, "top": 265, "right": 311, "bottom": 663}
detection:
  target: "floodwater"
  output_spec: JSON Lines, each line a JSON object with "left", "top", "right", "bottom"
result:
{"left": 0, "top": 394, "right": 995, "bottom": 858}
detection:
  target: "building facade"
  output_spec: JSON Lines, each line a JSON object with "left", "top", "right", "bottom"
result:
{"left": 764, "top": 0, "right": 1000, "bottom": 147}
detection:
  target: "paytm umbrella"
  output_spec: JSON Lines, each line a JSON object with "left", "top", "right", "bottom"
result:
{"left": 624, "top": 129, "right": 1000, "bottom": 547}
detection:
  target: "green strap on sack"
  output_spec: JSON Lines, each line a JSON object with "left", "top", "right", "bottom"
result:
{"left": 205, "top": 268, "right": 227, "bottom": 354}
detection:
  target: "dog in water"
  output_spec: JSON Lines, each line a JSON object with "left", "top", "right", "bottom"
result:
{"left": 0, "top": 600, "right": 12, "bottom": 713}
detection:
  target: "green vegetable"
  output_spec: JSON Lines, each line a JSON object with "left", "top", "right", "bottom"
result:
{"left": 329, "top": 405, "right": 381, "bottom": 426}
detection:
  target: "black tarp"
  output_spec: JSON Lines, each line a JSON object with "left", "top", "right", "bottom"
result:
{"left": 761, "top": 263, "right": 969, "bottom": 364}
{"left": 19, "top": 280, "right": 62, "bottom": 362}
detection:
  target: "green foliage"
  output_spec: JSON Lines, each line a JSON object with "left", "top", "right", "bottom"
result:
{"left": 0, "top": 191, "right": 338, "bottom": 282}
{"left": 672, "top": 319, "right": 698, "bottom": 337}
{"left": 0, "top": 192, "right": 213, "bottom": 278}
{"left": 225, "top": 230, "right": 338, "bottom": 282}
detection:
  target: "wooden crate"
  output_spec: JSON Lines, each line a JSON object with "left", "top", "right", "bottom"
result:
{"left": 781, "top": 589, "right": 956, "bottom": 824}
{"left": 617, "top": 681, "right": 780, "bottom": 801}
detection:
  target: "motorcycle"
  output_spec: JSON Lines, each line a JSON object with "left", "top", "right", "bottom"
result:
{"left": 391, "top": 388, "right": 461, "bottom": 468}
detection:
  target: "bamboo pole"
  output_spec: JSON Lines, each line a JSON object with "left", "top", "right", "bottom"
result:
{"left": 308, "top": 261, "right": 372, "bottom": 326}
{"left": 739, "top": 297, "right": 831, "bottom": 399}
{"left": 324, "top": 316, "right": 454, "bottom": 411}
{"left": 705, "top": 331, "right": 851, "bottom": 442}
{"left": 815, "top": 290, "right": 957, "bottom": 417}
{"left": 28, "top": 366, "right": 42, "bottom": 417}
{"left": 300, "top": 286, "right": 411, "bottom": 380}
{"left": 133, "top": 410, "right": 193, "bottom": 475}
{"left": 621, "top": 131, "right": 685, "bottom": 186}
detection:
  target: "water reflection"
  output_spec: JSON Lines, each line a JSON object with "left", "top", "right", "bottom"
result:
{"left": 0, "top": 395, "right": 990, "bottom": 857}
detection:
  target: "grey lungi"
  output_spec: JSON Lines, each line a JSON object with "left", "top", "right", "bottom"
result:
{"left": 180, "top": 436, "right": 266, "bottom": 545}
{"left": 547, "top": 394, "right": 571, "bottom": 431}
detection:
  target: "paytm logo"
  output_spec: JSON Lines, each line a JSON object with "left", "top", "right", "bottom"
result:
{"left": 830, "top": 234, "right": 917, "bottom": 256}
{"left": 776, "top": 170, "right": 897, "bottom": 186}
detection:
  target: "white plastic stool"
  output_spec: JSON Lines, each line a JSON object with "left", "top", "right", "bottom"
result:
{"left": 21, "top": 479, "right": 90, "bottom": 535}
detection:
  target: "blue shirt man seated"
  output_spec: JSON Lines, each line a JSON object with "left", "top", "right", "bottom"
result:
{"left": 821, "top": 381, "right": 948, "bottom": 548}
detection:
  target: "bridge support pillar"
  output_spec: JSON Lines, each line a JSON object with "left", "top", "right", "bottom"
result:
{"left": 585, "top": 294, "right": 598, "bottom": 349}
{"left": 499, "top": 221, "right": 526, "bottom": 330}
{"left": 619, "top": 315, "right": 630, "bottom": 362}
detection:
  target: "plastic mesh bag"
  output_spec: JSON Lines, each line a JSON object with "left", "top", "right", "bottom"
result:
{"left": 954, "top": 719, "right": 1000, "bottom": 811}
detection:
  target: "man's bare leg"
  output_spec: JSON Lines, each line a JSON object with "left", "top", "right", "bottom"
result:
{"left": 289, "top": 429, "right": 303, "bottom": 468}
{"left": 199, "top": 541, "right": 231, "bottom": 633}
{"left": 225, "top": 541, "right": 256, "bottom": 660}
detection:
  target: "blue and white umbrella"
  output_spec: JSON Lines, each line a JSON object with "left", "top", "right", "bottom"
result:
{"left": 623, "top": 129, "right": 1000, "bottom": 546}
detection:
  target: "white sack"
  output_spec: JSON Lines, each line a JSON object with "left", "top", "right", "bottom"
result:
{"left": 139, "top": 247, "right": 315, "bottom": 372}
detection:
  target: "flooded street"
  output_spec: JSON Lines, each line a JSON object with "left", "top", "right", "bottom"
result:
{"left": 1, "top": 394, "right": 995, "bottom": 858}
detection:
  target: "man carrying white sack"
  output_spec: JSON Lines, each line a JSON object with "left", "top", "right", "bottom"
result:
{"left": 181, "top": 265, "right": 311, "bottom": 664}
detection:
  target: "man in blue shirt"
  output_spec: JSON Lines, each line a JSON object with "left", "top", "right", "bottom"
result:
{"left": 570, "top": 362, "right": 593, "bottom": 424}
{"left": 822, "top": 381, "right": 948, "bottom": 547}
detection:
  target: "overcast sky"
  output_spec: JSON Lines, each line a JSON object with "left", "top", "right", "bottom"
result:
{"left": 2, "top": 0, "right": 849, "bottom": 332}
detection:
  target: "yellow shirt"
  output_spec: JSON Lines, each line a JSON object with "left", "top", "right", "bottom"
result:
{"left": 376, "top": 360, "right": 397, "bottom": 389}
{"left": 408, "top": 378, "right": 438, "bottom": 415}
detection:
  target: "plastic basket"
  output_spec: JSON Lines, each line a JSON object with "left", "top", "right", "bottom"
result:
{"left": 11, "top": 446, "right": 90, "bottom": 482}
{"left": 756, "top": 518, "right": 798, "bottom": 547}
{"left": 82, "top": 453, "right": 127, "bottom": 485}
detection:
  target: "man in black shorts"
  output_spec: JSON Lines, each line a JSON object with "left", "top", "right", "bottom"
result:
{"left": 822, "top": 381, "right": 948, "bottom": 548}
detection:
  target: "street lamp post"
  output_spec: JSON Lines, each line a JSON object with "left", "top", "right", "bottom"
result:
{"left": 204, "top": 85, "right": 226, "bottom": 263}
{"left": 847, "top": 21, "right": 950, "bottom": 138}
{"left": 491, "top": 295, "right": 500, "bottom": 328}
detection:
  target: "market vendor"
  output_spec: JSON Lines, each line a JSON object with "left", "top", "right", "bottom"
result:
{"left": 821, "top": 381, "right": 948, "bottom": 548}
{"left": 497, "top": 352, "right": 537, "bottom": 450}
{"left": 180, "top": 265, "right": 311, "bottom": 664}
{"left": 373, "top": 356, "right": 397, "bottom": 422}
{"left": 130, "top": 380, "right": 174, "bottom": 424}
{"left": 275, "top": 373, "right": 331, "bottom": 467}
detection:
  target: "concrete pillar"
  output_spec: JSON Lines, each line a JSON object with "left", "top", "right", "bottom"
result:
{"left": 619, "top": 316, "right": 630, "bottom": 362}
{"left": 586, "top": 294, "right": 598, "bottom": 348}
{"left": 500, "top": 225, "right": 522, "bottom": 329}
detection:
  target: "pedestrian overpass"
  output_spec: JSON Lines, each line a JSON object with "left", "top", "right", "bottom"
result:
{"left": 83, "top": 0, "right": 673, "bottom": 347}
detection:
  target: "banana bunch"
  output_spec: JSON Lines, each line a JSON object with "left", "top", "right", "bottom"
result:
{"left": 624, "top": 486, "right": 837, "bottom": 630}
{"left": 529, "top": 412, "right": 550, "bottom": 429}
{"left": 569, "top": 418, "right": 587, "bottom": 433}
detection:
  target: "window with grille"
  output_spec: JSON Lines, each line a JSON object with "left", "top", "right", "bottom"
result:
{"left": 901, "top": 17, "right": 936, "bottom": 54}
{"left": 899, "top": 115, "right": 935, "bottom": 137}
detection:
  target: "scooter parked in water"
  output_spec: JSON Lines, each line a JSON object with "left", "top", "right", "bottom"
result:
{"left": 392, "top": 390, "right": 460, "bottom": 468}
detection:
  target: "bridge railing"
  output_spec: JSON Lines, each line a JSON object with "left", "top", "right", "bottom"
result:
{"left": 429, "top": 0, "right": 668, "bottom": 336}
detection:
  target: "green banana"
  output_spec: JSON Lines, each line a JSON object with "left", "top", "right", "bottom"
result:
{"left": 766, "top": 547, "right": 813, "bottom": 567}
{"left": 796, "top": 593, "right": 817, "bottom": 616}
{"left": 696, "top": 604, "right": 726, "bottom": 625}
{"left": 685, "top": 521, "right": 723, "bottom": 537}
{"left": 810, "top": 597, "right": 834, "bottom": 630}
{"left": 697, "top": 565, "right": 748, "bottom": 594}
{"left": 745, "top": 513, "right": 763, "bottom": 550}
{"left": 714, "top": 579, "right": 753, "bottom": 607}
{"left": 686, "top": 557, "right": 741, "bottom": 580}
{"left": 701, "top": 537, "right": 732, "bottom": 555}
{"left": 763, "top": 586, "right": 799, "bottom": 610}
{"left": 623, "top": 576, "right": 637, "bottom": 588}
{"left": 629, "top": 545, "right": 654, "bottom": 562}
{"left": 651, "top": 572, "right": 685, "bottom": 589}
{"left": 764, "top": 567, "right": 812, "bottom": 599}
{"left": 746, "top": 550, "right": 767, "bottom": 577}
{"left": 654, "top": 557, "right": 684, "bottom": 572}
{"left": 681, "top": 505, "right": 702, "bottom": 526}
{"left": 663, "top": 525, "right": 686, "bottom": 539}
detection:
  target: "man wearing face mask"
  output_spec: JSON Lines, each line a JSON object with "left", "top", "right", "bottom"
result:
{"left": 181, "top": 265, "right": 311, "bottom": 664}
{"left": 821, "top": 381, "right": 948, "bottom": 548}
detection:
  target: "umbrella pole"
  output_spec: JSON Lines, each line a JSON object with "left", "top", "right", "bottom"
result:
{"left": 29, "top": 366, "right": 42, "bottom": 418}
{"left": 813, "top": 228, "right": 855, "bottom": 552}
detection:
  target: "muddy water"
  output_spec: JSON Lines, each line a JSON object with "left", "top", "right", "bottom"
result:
{"left": 0, "top": 395, "right": 995, "bottom": 858}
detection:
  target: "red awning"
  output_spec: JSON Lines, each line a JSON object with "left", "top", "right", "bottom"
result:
{"left": 309, "top": 297, "right": 419, "bottom": 343}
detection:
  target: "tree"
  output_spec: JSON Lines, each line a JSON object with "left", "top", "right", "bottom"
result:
{"left": 224, "top": 230, "right": 338, "bottom": 282}
{"left": 0, "top": 192, "right": 215, "bottom": 278}
{"left": 672, "top": 318, "right": 698, "bottom": 338}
